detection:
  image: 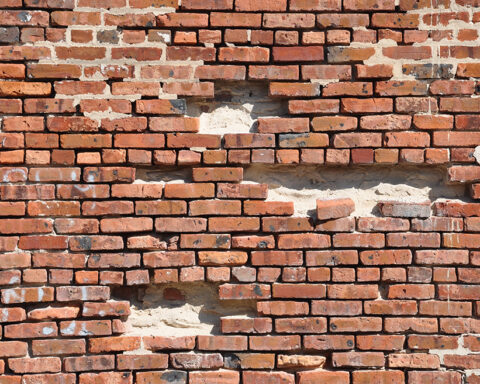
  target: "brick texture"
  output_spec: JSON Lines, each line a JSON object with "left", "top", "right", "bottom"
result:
{"left": 0, "top": 0, "right": 480, "bottom": 383}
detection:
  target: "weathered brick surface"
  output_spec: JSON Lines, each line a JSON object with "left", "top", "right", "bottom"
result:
{"left": 0, "top": 0, "right": 480, "bottom": 382}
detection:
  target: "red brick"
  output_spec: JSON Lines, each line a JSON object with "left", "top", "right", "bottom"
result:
{"left": 114, "top": 134, "right": 164, "bottom": 148}
{"left": 0, "top": 237, "right": 19, "bottom": 252}
{"left": 384, "top": 131, "right": 430, "bottom": 148}
{"left": 196, "top": 65, "right": 246, "bottom": 80}
{"left": 82, "top": 201, "right": 133, "bottom": 216}
{"left": 60, "top": 320, "right": 111, "bottom": 337}
{"left": 136, "top": 371, "right": 186, "bottom": 384}
{"left": 298, "top": 371, "right": 349, "bottom": 384}
{"left": 438, "top": 284, "right": 480, "bottom": 300}
{"left": 64, "top": 355, "right": 114, "bottom": 372}
{"left": 448, "top": 166, "right": 480, "bottom": 183}
{"left": 388, "top": 283, "right": 434, "bottom": 299}
{"left": 0, "top": 81, "right": 51, "bottom": 96}
{"left": 56, "top": 286, "right": 109, "bottom": 302}
{"left": 180, "top": 0, "right": 228, "bottom": 8}
{"left": 211, "top": 12, "right": 261, "bottom": 27}
{"left": 155, "top": 217, "right": 206, "bottom": 232}
{"left": 324, "top": 82, "right": 372, "bottom": 97}
{"left": 27, "top": 306, "right": 79, "bottom": 321}
{"left": 28, "top": 201, "right": 79, "bottom": 216}
{"left": 356, "top": 64, "right": 393, "bottom": 78}
{"left": 242, "top": 372, "right": 293, "bottom": 384}
{"left": 249, "top": 65, "right": 299, "bottom": 80}
{"left": 278, "top": 233, "right": 330, "bottom": 249}
{"left": 101, "top": 217, "right": 153, "bottom": 233}
{"left": 263, "top": 218, "right": 312, "bottom": 233}
{"left": 388, "top": 353, "right": 440, "bottom": 369}
{"left": 270, "top": 82, "right": 320, "bottom": 97}
{"left": 332, "top": 351, "right": 385, "bottom": 368}
{"left": 408, "top": 371, "right": 461, "bottom": 384}
{"left": 78, "top": 372, "right": 132, "bottom": 384}
{"left": 224, "top": 134, "right": 274, "bottom": 148}
{"left": 8, "top": 357, "right": 61, "bottom": 373}
{"left": 219, "top": 47, "right": 269, "bottom": 62}
{"left": 334, "top": 132, "right": 382, "bottom": 148}
{"left": 144, "top": 251, "right": 195, "bottom": 267}
{"left": 135, "top": 201, "right": 186, "bottom": 216}
{"left": 378, "top": 201, "right": 431, "bottom": 218}
{"left": 415, "top": 249, "right": 468, "bottom": 265}
{"left": 273, "top": 47, "right": 323, "bottom": 62}
{"left": 4, "top": 322, "right": 58, "bottom": 338}
{"left": 15, "top": 374, "right": 69, "bottom": 384}
{"left": 342, "top": 98, "right": 393, "bottom": 114}
{"left": 197, "top": 335, "right": 247, "bottom": 351}
{"left": 89, "top": 336, "right": 140, "bottom": 353}
{"left": 357, "top": 335, "right": 405, "bottom": 351}
{"left": 290, "top": 101, "right": 340, "bottom": 116}
{"left": 83, "top": 167, "right": 135, "bottom": 183}
{"left": 328, "top": 284, "right": 379, "bottom": 299}
{"left": 219, "top": 283, "right": 270, "bottom": 300}
{"left": 251, "top": 251, "right": 302, "bottom": 266}
{"left": 190, "top": 371, "right": 239, "bottom": 384}
{"left": 222, "top": 317, "right": 271, "bottom": 334}
{"left": 387, "top": 232, "right": 440, "bottom": 248}
{"left": 328, "top": 47, "right": 374, "bottom": 63}
{"left": 316, "top": 198, "right": 354, "bottom": 220}
{"left": 217, "top": 184, "right": 267, "bottom": 199}
{"left": 19, "top": 235, "right": 67, "bottom": 250}
{"left": 198, "top": 251, "right": 247, "bottom": 266}
{"left": 360, "top": 249, "right": 412, "bottom": 265}
{"left": 353, "top": 371, "right": 404, "bottom": 384}
{"left": 272, "top": 283, "right": 325, "bottom": 299}
{"left": 257, "top": 118, "right": 308, "bottom": 134}
{"left": 0, "top": 341, "right": 28, "bottom": 357}
{"left": 193, "top": 167, "right": 243, "bottom": 182}
{"left": 333, "top": 233, "right": 385, "bottom": 248}
{"left": 208, "top": 217, "right": 259, "bottom": 232}
{"left": 116, "top": 354, "right": 167, "bottom": 371}
{"left": 33, "top": 253, "right": 85, "bottom": 268}
{"left": 32, "top": 339, "right": 85, "bottom": 356}
{"left": 235, "top": 0, "right": 285, "bottom": 10}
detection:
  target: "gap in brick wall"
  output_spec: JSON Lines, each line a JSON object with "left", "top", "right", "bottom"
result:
{"left": 114, "top": 283, "right": 256, "bottom": 337}
{"left": 245, "top": 164, "right": 467, "bottom": 217}
{"left": 186, "top": 81, "right": 286, "bottom": 134}
{"left": 135, "top": 167, "right": 192, "bottom": 184}
{"left": 135, "top": 164, "right": 467, "bottom": 218}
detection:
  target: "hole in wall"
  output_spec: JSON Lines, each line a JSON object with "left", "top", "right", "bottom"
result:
{"left": 115, "top": 283, "right": 256, "bottom": 337}
{"left": 186, "top": 81, "right": 286, "bottom": 134}
{"left": 134, "top": 164, "right": 467, "bottom": 217}
{"left": 135, "top": 167, "right": 192, "bottom": 184}
{"left": 244, "top": 164, "right": 467, "bottom": 217}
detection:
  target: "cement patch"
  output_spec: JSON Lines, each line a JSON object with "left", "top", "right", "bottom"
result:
{"left": 244, "top": 165, "right": 467, "bottom": 217}
{"left": 124, "top": 283, "right": 256, "bottom": 337}
{"left": 187, "top": 81, "right": 285, "bottom": 135}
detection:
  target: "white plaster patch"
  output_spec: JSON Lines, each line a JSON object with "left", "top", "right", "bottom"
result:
{"left": 187, "top": 81, "right": 285, "bottom": 135}
{"left": 125, "top": 283, "right": 255, "bottom": 337}
{"left": 244, "top": 165, "right": 466, "bottom": 217}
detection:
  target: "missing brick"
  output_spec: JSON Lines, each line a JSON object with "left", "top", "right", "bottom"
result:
{"left": 187, "top": 81, "right": 286, "bottom": 135}
{"left": 243, "top": 164, "right": 467, "bottom": 217}
{"left": 134, "top": 167, "right": 192, "bottom": 184}
{"left": 117, "top": 283, "right": 256, "bottom": 337}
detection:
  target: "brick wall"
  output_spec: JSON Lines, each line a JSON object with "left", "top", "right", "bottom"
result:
{"left": 1, "top": 0, "right": 480, "bottom": 383}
